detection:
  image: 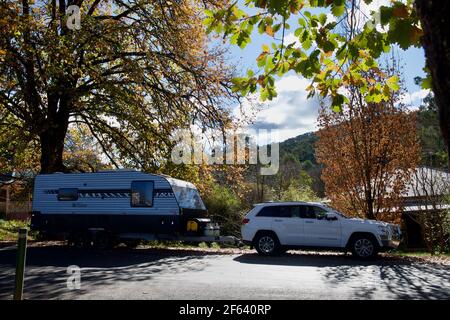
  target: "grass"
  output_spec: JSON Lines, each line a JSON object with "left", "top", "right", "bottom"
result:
{"left": 390, "top": 249, "right": 450, "bottom": 258}
{"left": 142, "top": 240, "right": 224, "bottom": 250}
{"left": 0, "top": 219, "right": 34, "bottom": 241}
{"left": 141, "top": 240, "right": 192, "bottom": 248}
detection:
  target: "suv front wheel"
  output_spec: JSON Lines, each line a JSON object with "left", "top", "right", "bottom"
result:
{"left": 350, "top": 235, "right": 378, "bottom": 259}
{"left": 254, "top": 232, "right": 281, "bottom": 256}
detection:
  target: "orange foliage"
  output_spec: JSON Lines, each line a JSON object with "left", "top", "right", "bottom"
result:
{"left": 316, "top": 88, "right": 420, "bottom": 222}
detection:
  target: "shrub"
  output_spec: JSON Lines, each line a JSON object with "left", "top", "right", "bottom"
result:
{"left": 203, "top": 184, "right": 246, "bottom": 237}
{"left": 279, "top": 181, "right": 320, "bottom": 202}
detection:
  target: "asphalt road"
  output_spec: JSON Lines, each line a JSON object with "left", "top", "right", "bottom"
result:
{"left": 0, "top": 244, "right": 449, "bottom": 300}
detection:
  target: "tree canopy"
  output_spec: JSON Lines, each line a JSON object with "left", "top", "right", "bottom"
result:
{"left": 205, "top": 0, "right": 449, "bottom": 166}
{"left": 315, "top": 66, "right": 420, "bottom": 221}
{"left": 0, "top": 0, "right": 237, "bottom": 173}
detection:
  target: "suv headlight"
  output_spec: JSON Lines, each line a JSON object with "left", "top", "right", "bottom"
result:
{"left": 377, "top": 225, "right": 389, "bottom": 236}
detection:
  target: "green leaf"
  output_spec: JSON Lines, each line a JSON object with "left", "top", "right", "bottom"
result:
{"left": 373, "top": 94, "right": 382, "bottom": 103}
{"left": 298, "top": 18, "right": 306, "bottom": 27}
{"left": 331, "top": 105, "right": 341, "bottom": 112}
{"left": 331, "top": 93, "right": 344, "bottom": 108}
{"left": 256, "top": 52, "right": 268, "bottom": 67}
{"left": 421, "top": 75, "right": 432, "bottom": 89}
{"left": 322, "top": 41, "right": 335, "bottom": 53}
{"left": 388, "top": 19, "right": 415, "bottom": 50}
{"left": 379, "top": 6, "right": 393, "bottom": 26}
{"left": 257, "top": 20, "right": 266, "bottom": 34}
{"left": 265, "top": 56, "right": 275, "bottom": 72}
{"left": 302, "top": 37, "right": 312, "bottom": 50}
{"left": 260, "top": 87, "right": 269, "bottom": 101}
{"left": 386, "top": 75, "right": 400, "bottom": 91}
{"left": 331, "top": 4, "right": 345, "bottom": 17}
{"left": 318, "top": 13, "right": 327, "bottom": 25}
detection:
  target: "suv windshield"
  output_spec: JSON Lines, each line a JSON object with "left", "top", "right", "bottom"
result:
{"left": 320, "top": 204, "right": 348, "bottom": 218}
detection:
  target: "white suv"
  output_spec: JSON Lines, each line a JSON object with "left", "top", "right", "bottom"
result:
{"left": 241, "top": 202, "right": 401, "bottom": 259}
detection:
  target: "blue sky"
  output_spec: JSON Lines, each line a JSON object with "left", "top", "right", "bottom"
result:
{"left": 224, "top": 1, "right": 429, "bottom": 142}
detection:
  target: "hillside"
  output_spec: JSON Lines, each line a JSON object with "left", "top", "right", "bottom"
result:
{"left": 279, "top": 132, "right": 317, "bottom": 164}
{"left": 278, "top": 95, "right": 447, "bottom": 171}
{"left": 275, "top": 96, "right": 448, "bottom": 198}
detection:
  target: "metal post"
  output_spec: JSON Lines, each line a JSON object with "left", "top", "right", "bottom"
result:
{"left": 13, "top": 228, "right": 27, "bottom": 300}
{"left": 5, "top": 185, "right": 10, "bottom": 219}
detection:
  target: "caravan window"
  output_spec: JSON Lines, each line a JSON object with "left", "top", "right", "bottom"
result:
{"left": 170, "top": 185, "right": 206, "bottom": 211}
{"left": 131, "top": 181, "right": 154, "bottom": 207}
{"left": 58, "top": 188, "right": 78, "bottom": 201}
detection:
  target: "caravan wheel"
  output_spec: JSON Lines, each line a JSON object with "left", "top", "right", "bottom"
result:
{"left": 69, "top": 232, "right": 91, "bottom": 248}
{"left": 92, "top": 231, "right": 113, "bottom": 249}
{"left": 124, "top": 239, "right": 140, "bottom": 248}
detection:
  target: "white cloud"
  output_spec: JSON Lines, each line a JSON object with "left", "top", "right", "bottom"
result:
{"left": 233, "top": 75, "right": 320, "bottom": 143}
{"left": 283, "top": 33, "right": 300, "bottom": 48}
{"left": 360, "top": 0, "right": 396, "bottom": 32}
{"left": 400, "top": 89, "right": 430, "bottom": 108}
{"left": 360, "top": 0, "right": 391, "bottom": 14}
{"left": 326, "top": 13, "right": 337, "bottom": 24}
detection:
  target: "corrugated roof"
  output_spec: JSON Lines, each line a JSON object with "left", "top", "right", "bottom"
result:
{"left": 402, "top": 167, "right": 449, "bottom": 198}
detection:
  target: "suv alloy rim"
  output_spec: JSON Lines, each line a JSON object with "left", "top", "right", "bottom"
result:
{"left": 259, "top": 236, "right": 275, "bottom": 253}
{"left": 354, "top": 238, "right": 374, "bottom": 257}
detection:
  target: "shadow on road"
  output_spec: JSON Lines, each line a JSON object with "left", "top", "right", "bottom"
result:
{"left": 1, "top": 246, "right": 449, "bottom": 300}
{"left": 234, "top": 252, "right": 450, "bottom": 299}
{"left": 0, "top": 245, "right": 224, "bottom": 300}
{"left": 233, "top": 251, "right": 399, "bottom": 267}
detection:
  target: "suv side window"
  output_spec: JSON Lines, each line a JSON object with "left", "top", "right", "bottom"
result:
{"left": 290, "top": 206, "right": 301, "bottom": 218}
{"left": 257, "top": 206, "right": 294, "bottom": 218}
{"left": 299, "top": 205, "right": 316, "bottom": 219}
{"left": 312, "top": 206, "right": 328, "bottom": 219}
{"left": 299, "top": 205, "right": 328, "bottom": 219}
{"left": 277, "top": 206, "right": 293, "bottom": 218}
{"left": 256, "top": 206, "right": 277, "bottom": 217}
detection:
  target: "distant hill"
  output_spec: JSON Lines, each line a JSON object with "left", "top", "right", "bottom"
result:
{"left": 275, "top": 98, "right": 448, "bottom": 198}
{"left": 278, "top": 95, "right": 448, "bottom": 171}
{"left": 278, "top": 132, "right": 323, "bottom": 196}
{"left": 279, "top": 132, "right": 317, "bottom": 164}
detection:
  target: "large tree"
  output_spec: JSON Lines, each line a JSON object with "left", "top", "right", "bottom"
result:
{"left": 316, "top": 75, "right": 420, "bottom": 221}
{"left": 0, "top": 0, "right": 236, "bottom": 173}
{"left": 205, "top": 0, "right": 450, "bottom": 168}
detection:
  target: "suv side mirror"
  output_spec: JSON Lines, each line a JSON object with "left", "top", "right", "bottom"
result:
{"left": 326, "top": 213, "right": 338, "bottom": 221}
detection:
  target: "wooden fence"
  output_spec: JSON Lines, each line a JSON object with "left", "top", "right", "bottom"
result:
{"left": 0, "top": 201, "right": 32, "bottom": 220}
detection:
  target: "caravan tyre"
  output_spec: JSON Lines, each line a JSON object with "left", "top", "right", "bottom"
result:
{"left": 92, "top": 231, "right": 113, "bottom": 249}
{"left": 69, "top": 232, "right": 91, "bottom": 249}
{"left": 124, "top": 239, "right": 140, "bottom": 248}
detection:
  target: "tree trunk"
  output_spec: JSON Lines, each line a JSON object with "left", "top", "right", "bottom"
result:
{"left": 39, "top": 125, "right": 68, "bottom": 173}
{"left": 365, "top": 191, "right": 376, "bottom": 220}
{"left": 39, "top": 96, "right": 70, "bottom": 173}
{"left": 415, "top": 0, "right": 450, "bottom": 169}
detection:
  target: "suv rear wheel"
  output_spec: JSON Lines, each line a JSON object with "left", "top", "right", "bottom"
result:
{"left": 254, "top": 232, "right": 281, "bottom": 256}
{"left": 350, "top": 235, "right": 378, "bottom": 259}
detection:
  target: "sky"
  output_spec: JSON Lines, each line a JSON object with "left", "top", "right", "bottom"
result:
{"left": 225, "top": 1, "right": 429, "bottom": 143}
